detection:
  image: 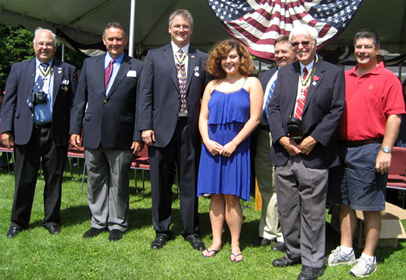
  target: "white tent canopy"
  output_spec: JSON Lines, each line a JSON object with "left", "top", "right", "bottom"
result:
{"left": 0, "top": 0, "right": 405, "bottom": 60}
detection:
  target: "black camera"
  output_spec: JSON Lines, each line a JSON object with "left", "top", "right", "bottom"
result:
{"left": 287, "top": 117, "right": 303, "bottom": 141}
{"left": 31, "top": 91, "right": 48, "bottom": 104}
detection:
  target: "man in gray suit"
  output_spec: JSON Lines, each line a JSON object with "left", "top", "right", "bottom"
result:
{"left": 70, "top": 22, "right": 143, "bottom": 241}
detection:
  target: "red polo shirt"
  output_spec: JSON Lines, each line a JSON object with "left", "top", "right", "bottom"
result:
{"left": 338, "top": 62, "right": 405, "bottom": 141}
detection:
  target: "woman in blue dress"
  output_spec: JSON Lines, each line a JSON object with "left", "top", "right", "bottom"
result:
{"left": 198, "top": 39, "right": 262, "bottom": 262}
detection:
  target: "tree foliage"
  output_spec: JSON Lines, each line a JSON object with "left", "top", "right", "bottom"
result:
{"left": 0, "top": 24, "right": 34, "bottom": 91}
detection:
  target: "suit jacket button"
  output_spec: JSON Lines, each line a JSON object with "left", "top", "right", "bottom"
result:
{"left": 104, "top": 100, "right": 107, "bottom": 103}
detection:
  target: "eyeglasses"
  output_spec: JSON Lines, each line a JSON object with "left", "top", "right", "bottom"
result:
{"left": 291, "top": 41, "right": 310, "bottom": 48}
{"left": 36, "top": 42, "right": 54, "bottom": 48}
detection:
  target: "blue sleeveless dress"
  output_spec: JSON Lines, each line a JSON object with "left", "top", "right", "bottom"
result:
{"left": 197, "top": 86, "right": 251, "bottom": 201}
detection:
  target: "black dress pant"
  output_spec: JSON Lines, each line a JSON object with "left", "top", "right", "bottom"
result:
{"left": 149, "top": 118, "right": 200, "bottom": 237}
{"left": 11, "top": 125, "right": 67, "bottom": 229}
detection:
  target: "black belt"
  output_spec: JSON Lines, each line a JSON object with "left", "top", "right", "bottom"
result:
{"left": 259, "top": 124, "right": 270, "bottom": 132}
{"left": 34, "top": 122, "right": 52, "bottom": 128}
{"left": 344, "top": 138, "right": 382, "bottom": 147}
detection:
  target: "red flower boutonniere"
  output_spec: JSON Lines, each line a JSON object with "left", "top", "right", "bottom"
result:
{"left": 312, "top": 75, "right": 320, "bottom": 86}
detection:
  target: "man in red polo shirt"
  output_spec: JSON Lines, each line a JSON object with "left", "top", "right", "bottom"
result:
{"left": 327, "top": 29, "right": 405, "bottom": 278}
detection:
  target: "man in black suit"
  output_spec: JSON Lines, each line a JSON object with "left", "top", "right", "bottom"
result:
{"left": 253, "top": 36, "right": 295, "bottom": 251}
{"left": 2, "top": 28, "right": 78, "bottom": 237}
{"left": 268, "top": 25, "right": 345, "bottom": 280}
{"left": 70, "top": 22, "right": 143, "bottom": 241}
{"left": 137, "top": 9, "right": 211, "bottom": 250}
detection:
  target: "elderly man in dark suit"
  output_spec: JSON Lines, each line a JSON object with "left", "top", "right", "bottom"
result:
{"left": 253, "top": 35, "right": 295, "bottom": 251}
{"left": 70, "top": 22, "right": 143, "bottom": 241}
{"left": 2, "top": 27, "right": 78, "bottom": 237}
{"left": 268, "top": 25, "right": 345, "bottom": 280}
{"left": 137, "top": 9, "right": 211, "bottom": 251}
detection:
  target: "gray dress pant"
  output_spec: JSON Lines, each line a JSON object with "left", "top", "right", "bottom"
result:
{"left": 85, "top": 146, "right": 133, "bottom": 232}
{"left": 275, "top": 155, "right": 328, "bottom": 268}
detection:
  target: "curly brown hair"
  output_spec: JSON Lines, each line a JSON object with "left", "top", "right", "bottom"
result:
{"left": 206, "top": 39, "right": 254, "bottom": 78}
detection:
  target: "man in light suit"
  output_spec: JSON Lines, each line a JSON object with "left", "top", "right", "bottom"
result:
{"left": 2, "top": 28, "right": 78, "bottom": 237}
{"left": 253, "top": 36, "right": 295, "bottom": 251}
{"left": 137, "top": 9, "right": 211, "bottom": 250}
{"left": 70, "top": 22, "right": 143, "bottom": 241}
{"left": 268, "top": 25, "right": 345, "bottom": 280}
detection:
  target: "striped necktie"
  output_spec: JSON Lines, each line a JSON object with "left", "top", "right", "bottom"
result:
{"left": 294, "top": 67, "right": 309, "bottom": 120}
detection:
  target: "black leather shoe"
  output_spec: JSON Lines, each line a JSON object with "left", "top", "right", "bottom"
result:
{"left": 151, "top": 235, "right": 171, "bottom": 249}
{"left": 271, "top": 241, "right": 286, "bottom": 252}
{"left": 109, "top": 229, "right": 124, "bottom": 241}
{"left": 297, "top": 266, "right": 324, "bottom": 280}
{"left": 83, "top": 227, "right": 103, "bottom": 238}
{"left": 252, "top": 237, "right": 272, "bottom": 247}
{"left": 45, "top": 225, "right": 61, "bottom": 235}
{"left": 185, "top": 234, "right": 205, "bottom": 251}
{"left": 6, "top": 226, "right": 21, "bottom": 238}
{"left": 272, "top": 256, "right": 301, "bottom": 267}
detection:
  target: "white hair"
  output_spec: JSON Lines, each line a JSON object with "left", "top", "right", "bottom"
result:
{"left": 289, "top": 25, "right": 318, "bottom": 43}
{"left": 33, "top": 27, "right": 57, "bottom": 47}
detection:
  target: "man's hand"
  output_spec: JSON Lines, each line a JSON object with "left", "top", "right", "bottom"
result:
{"left": 375, "top": 150, "right": 391, "bottom": 174}
{"left": 70, "top": 134, "right": 81, "bottom": 149}
{"left": 298, "top": 136, "right": 317, "bottom": 155}
{"left": 131, "top": 141, "right": 144, "bottom": 155}
{"left": 141, "top": 130, "right": 155, "bottom": 146}
{"left": 279, "top": 136, "right": 301, "bottom": 156}
{"left": 1, "top": 132, "right": 13, "bottom": 149}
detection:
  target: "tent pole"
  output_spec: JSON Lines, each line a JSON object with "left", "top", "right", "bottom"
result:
{"left": 128, "top": 0, "right": 136, "bottom": 57}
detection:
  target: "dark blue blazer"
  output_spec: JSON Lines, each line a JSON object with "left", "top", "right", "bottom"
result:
{"left": 70, "top": 54, "right": 143, "bottom": 150}
{"left": 259, "top": 68, "right": 277, "bottom": 93}
{"left": 268, "top": 59, "right": 345, "bottom": 169}
{"left": 1, "top": 58, "right": 78, "bottom": 146}
{"left": 137, "top": 44, "right": 211, "bottom": 149}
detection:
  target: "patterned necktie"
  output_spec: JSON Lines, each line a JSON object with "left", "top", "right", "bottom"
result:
{"left": 294, "top": 67, "right": 309, "bottom": 120}
{"left": 104, "top": 59, "right": 115, "bottom": 90}
{"left": 176, "top": 49, "right": 187, "bottom": 112}
{"left": 263, "top": 78, "right": 277, "bottom": 122}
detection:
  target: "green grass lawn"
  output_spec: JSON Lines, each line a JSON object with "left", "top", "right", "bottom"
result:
{"left": 1, "top": 160, "right": 406, "bottom": 279}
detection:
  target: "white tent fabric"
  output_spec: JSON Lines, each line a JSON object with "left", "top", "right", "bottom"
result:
{"left": 0, "top": 0, "right": 405, "bottom": 59}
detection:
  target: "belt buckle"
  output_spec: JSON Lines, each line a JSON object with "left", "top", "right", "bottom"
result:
{"left": 178, "top": 110, "right": 188, "bottom": 118}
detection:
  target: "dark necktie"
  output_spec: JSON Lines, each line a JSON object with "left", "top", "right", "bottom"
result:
{"left": 294, "top": 67, "right": 309, "bottom": 120}
{"left": 176, "top": 49, "right": 187, "bottom": 112}
{"left": 104, "top": 59, "right": 115, "bottom": 90}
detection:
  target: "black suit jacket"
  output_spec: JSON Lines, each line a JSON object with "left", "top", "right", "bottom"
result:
{"left": 137, "top": 44, "right": 211, "bottom": 149}
{"left": 70, "top": 54, "right": 143, "bottom": 150}
{"left": 1, "top": 58, "right": 78, "bottom": 146}
{"left": 259, "top": 68, "right": 278, "bottom": 93}
{"left": 268, "top": 58, "right": 345, "bottom": 169}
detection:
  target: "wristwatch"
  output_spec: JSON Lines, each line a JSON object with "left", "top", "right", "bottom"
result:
{"left": 381, "top": 147, "right": 391, "bottom": 153}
